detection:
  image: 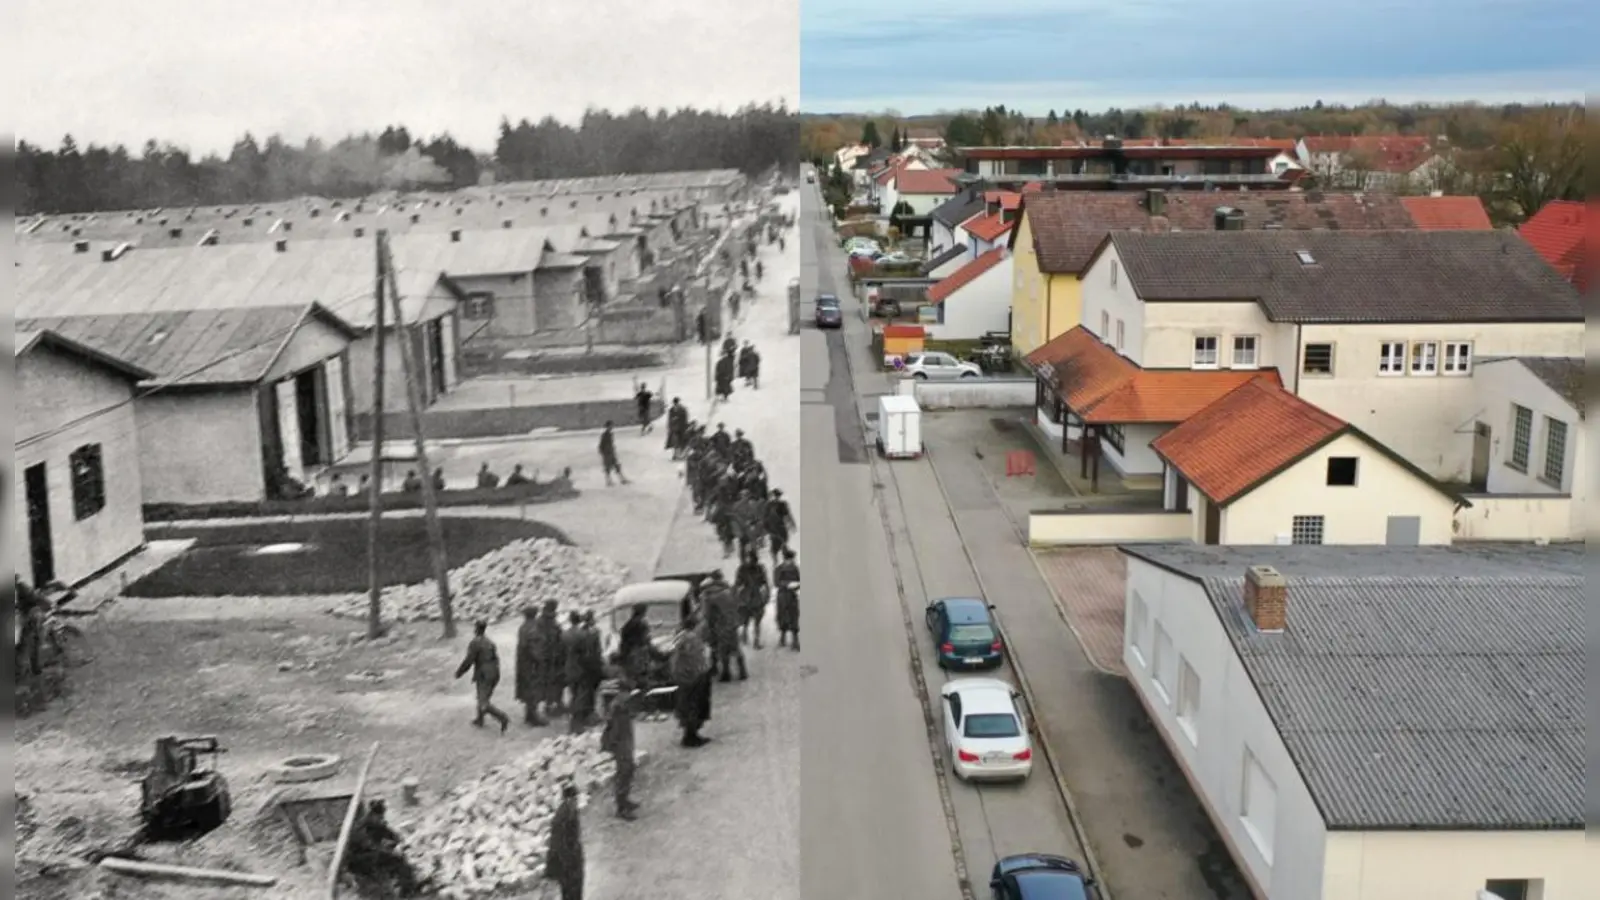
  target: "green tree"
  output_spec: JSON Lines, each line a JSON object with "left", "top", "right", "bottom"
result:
{"left": 944, "top": 114, "right": 983, "bottom": 148}
{"left": 861, "top": 120, "right": 882, "bottom": 148}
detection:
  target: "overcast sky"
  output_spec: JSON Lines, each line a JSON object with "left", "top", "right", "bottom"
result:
{"left": 802, "top": 0, "right": 1594, "bottom": 114}
{"left": 17, "top": 0, "right": 800, "bottom": 156}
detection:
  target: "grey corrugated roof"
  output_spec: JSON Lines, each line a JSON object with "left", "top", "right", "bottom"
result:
{"left": 931, "top": 190, "right": 986, "bottom": 228}
{"left": 920, "top": 243, "right": 970, "bottom": 275}
{"left": 1512, "top": 357, "right": 1583, "bottom": 414}
{"left": 1123, "top": 543, "right": 1584, "bottom": 830}
{"left": 1110, "top": 230, "right": 1582, "bottom": 324}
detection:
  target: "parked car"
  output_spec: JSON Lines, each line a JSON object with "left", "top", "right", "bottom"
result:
{"left": 926, "top": 596, "right": 1005, "bottom": 669}
{"left": 989, "top": 854, "right": 1098, "bottom": 900}
{"left": 870, "top": 296, "right": 902, "bottom": 318}
{"left": 903, "top": 351, "right": 981, "bottom": 380}
{"left": 875, "top": 251, "right": 916, "bottom": 266}
{"left": 815, "top": 294, "right": 843, "bottom": 329}
{"left": 940, "top": 677, "right": 1033, "bottom": 782}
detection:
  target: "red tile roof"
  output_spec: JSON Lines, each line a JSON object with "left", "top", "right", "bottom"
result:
{"left": 1518, "top": 200, "right": 1587, "bottom": 291}
{"left": 1025, "top": 326, "right": 1280, "bottom": 424}
{"left": 963, "top": 211, "right": 1015, "bottom": 243}
{"left": 895, "top": 168, "right": 962, "bottom": 195}
{"left": 1150, "top": 379, "right": 1345, "bottom": 504}
{"left": 926, "top": 248, "right": 1006, "bottom": 303}
{"left": 1400, "top": 195, "right": 1493, "bottom": 230}
{"left": 883, "top": 324, "right": 925, "bottom": 339}
{"left": 1300, "top": 135, "right": 1436, "bottom": 173}
{"left": 875, "top": 161, "right": 909, "bottom": 186}
{"left": 1022, "top": 182, "right": 1045, "bottom": 193}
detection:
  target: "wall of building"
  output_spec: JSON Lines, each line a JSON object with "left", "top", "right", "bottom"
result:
{"left": 1029, "top": 509, "right": 1190, "bottom": 545}
{"left": 1124, "top": 558, "right": 1330, "bottom": 900}
{"left": 1474, "top": 360, "right": 1587, "bottom": 500}
{"left": 452, "top": 271, "right": 539, "bottom": 337}
{"left": 912, "top": 379, "right": 1035, "bottom": 408}
{"left": 532, "top": 267, "right": 587, "bottom": 331}
{"left": 1295, "top": 322, "right": 1581, "bottom": 482}
{"left": 923, "top": 260, "right": 1014, "bottom": 341}
{"left": 1322, "top": 829, "right": 1591, "bottom": 900}
{"left": 262, "top": 315, "right": 351, "bottom": 384}
{"left": 1010, "top": 215, "right": 1086, "bottom": 356}
{"left": 1101, "top": 423, "right": 1168, "bottom": 477}
{"left": 900, "top": 192, "right": 954, "bottom": 217}
{"left": 1220, "top": 432, "right": 1457, "bottom": 545}
{"left": 1453, "top": 493, "right": 1576, "bottom": 542}
{"left": 346, "top": 311, "right": 457, "bottom": 415}
{"left": 15, "top": 348, "right": 146, "bottom": 586}
{"left": 136, "top": 390, "right": 264, "bottom": 504}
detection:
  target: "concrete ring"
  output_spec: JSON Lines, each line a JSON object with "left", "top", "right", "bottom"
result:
{"left": 267, "top": 754, "right": 343, "bottom": 784}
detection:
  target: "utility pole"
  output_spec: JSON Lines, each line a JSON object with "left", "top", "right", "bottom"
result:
{"left": 379, "top": 232, "right": 456, "bottom": 638}
{"left": 365, "top": 232, "right": 389, "bottom": 640}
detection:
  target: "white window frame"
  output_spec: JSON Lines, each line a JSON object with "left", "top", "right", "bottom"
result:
{"left": 1378, "top": 340, "right": 1406, "bottom": 376}
{"left": 1175, "top": 658, "right": 1200, "bottom": 745}
{"left": 1540, "top": 416, "right": 1568, "bottom": 488}
{"left": 1115, "top": 319, "right": 1125, "bottom": 350}
{"left": 1127, "top": 592, "right": 1149, "bottom": 666}
{"left": 1192, "top": 335, "right": 1220, "bottom": 369}
{"left": 1110, "top": 260, "right": 1119, "bottom": 288}
{"left": 1152, "top": 623, "right": 1174, "bottom": 704}
{"left": 1442, "top": 341, "right": 1473, "bottom": 375}
{"left": 1301, "top": 342, "right": 1334, "bottom": 376}
{"left": 1408, "top": 340, "right": 1439, "bottom": 376}
{"left": 1508, "top": 404, "right": 1533, "bottom": 473}
{"left": 1291, "top": 514, "right": 1325, "bottom": 545}
{"left": 1240, "top": 749, "right": 1278, "bottom": 863}
{"left": 1099, "top": 309, "right": 1110, "bottom": 337}
{"left": 1231, "top": 335, "right": 1258, "bottom": 369}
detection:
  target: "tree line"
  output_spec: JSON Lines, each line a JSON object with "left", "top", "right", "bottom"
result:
{"left": 802, "top": 101, "right": 1584, "bottom": 222}
{"left": 18, "top": 104, "right": 799, "bottom": 215}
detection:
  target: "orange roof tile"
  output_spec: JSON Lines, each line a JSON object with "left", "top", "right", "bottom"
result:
{"left": 1401, "top": 195, "right": 1493, "bottom": 230}
{"left": 1518, "top": 200, "right": 1587, "bottom": 291}
{"left": 883, "top": 324, "right": 926, "bottom": 338}
{"left": 1300, "top": 135, "right": 1435, "bottom": 173}
{"left": 963, "top": 211, "right": 1015, "bottom": 243}
{"left": 895, "top": 168, "right": 962, "bottom": 195}
{"left": 1150, "top": 379, "right": 1345, "bottom": 504}
{"left": 983, "top": 191, "right": 1023, "bottom": 211}
{"left": 1021, "top": 182, "right": 1044, "bottom": 193}
{"left": 927, "top": 248, "right": 1006, "bottom": 303}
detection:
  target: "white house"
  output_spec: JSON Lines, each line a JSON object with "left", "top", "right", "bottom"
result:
{"left": 928, "top": 189, "right": 985, "bottom": 256}
{"left": 919, "top": 249, "right": 1012, "bottom": 340}
{"left": 1077, "top": 229, "right": 1583, "bottom": 484}
{"left": 834, "top": 143, "right": 870, "bottom": 172}
{"left": 1459, "top": 356, "right": 1587, "bottom": 542}
{"left": 1120, "top": 542, "right": 1585, "bottom": 900}
{"left": 961, "top": 210, "right": 1016, "bottom": 259}
{"left": 1295, "top": 135, "right": 1444, "bottom": 191}
{"left": 15, "top": 330, "right": 152, "bottom": 587}
{"left": 888, "top": 167, "right": 962, "bottom": 217}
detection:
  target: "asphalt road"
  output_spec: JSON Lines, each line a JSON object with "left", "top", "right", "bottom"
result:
{"left": 798, "top": 179, "right": 1090, "bottom": 899}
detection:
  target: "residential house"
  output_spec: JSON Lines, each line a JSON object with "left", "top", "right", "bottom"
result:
{"left": 1295, "top": 135, "right": 1445, "bottom": 191}
{"left": 1025, "top": 326, "right": 1277, "bottom": 483}
{"left": 15, "top": 330, "right": 152, "bottom": 587}
{"left": 959, "top": 191, "right": 1022, "bottom": 258}
{"left": 1518, "top": 200, "right": 1586, "bottom": 291}
{"left": 1463, "top": 356, "right": 1586, "bottom": 542}
{"left": 928, "top": 187, "right": 986, "bottom": 256}
{"left": 852, "top": 147, "right": 894, "bottom": 189}
{"left": 1008, "top": 189, "right": 1417, "bottom": 356}
{"left": 960, "top": 140, "right": 1302, "bottom": 190}
{"left": 1078, "top": 229, "right": 1582, "bottom": 483}
{"left": 1398, "top": 194, "right": 1493, "bottom": 230}
{"left": 919, "top": 248, "right": 1012, "bottom": 340}
{"left": 1120, "top": 542, "right": 1585, "bottom": 900}
{"left": 904, "top": 129, "right": 946, "bottom": 152}
{"left": 868, "top": 156, "right": 923, "bottom": 207}
{"left": 921, "top": 243, "right": 972, "bottom": 279}
{"left": 885, "top": 166, "right": 959, "bottom": 218}
{"left": 834, "top": 143, "right": 871, "bottom": 173}
{"left": 1149, "top": 378, "right": 1465, "bottom": 546}
{"left": 18, "top": 244, "right": 363, "bottom": 505}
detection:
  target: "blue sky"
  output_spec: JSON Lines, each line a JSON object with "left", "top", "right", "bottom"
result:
{"left": 801, "top": 0, "right": 1594, "bottom": 113}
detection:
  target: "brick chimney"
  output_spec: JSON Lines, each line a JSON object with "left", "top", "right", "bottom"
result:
{"left": 1146, "top": 188, "right": 1167, "bottom": 217}
{"left": 450, "top": 228, "right": 462, "bottom": 242}
{"left": 1243, "top": 566, "right": 1287, "bottom": 632}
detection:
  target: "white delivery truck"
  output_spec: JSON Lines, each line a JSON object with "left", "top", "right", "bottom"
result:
{"left": 877, "top": 394, "right": 923, "bottom": 459}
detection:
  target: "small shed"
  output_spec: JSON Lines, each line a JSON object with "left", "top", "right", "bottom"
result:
{"left": 881, "top": 324, "right": 927, "bottom": 367}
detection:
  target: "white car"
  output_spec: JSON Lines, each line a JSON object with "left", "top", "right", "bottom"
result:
{"left": 940, "top": 678, "right": 1033, "bottom": 782}
{"left": 903, "top": 351, "right": 981, "bottom": 380}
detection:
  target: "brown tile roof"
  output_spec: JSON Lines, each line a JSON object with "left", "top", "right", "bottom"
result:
{"left": 1151, "top": 379, "right": 1346, "bottom": 504}
{"left": 927, "top": 249, "right": 1006, "bottom": 303}
{"left": 1300, "top": 135, "right": 1436, "bottom": 173}
{"left": 1108, "top": 229, "right": 1581, "bottom": 324}
{"left": 983, "top": 191, "right": 1023, "bottom": 211}
{"left": 1517, "top": 200, "right": 1587, "bottom": 291}
{"left": 963, "top": 212, "right": 1015, "bottom": 243}
{"left": 895, "top": 168, "right": 962, "bottom": 195}
{"left": 1400, "top": 196, "right": 1493, "bottom": 230}
{"left": 1021, "top": 190, "right": 1417, "bottom": 274}
{"left": 1025, "top": 326, "right": 1280, "bottom": 424}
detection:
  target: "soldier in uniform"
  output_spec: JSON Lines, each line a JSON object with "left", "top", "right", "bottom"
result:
{"left": 710, "top": 423, "right": 732, "bottom": 456}
{"left": 665, "top": 398, "right": 689, "bottom": 458}
{"left": 743, "top": 461, "right": 769, "bottom": 500}
{"left": 701, "top": 571, "right": 747, "bottom": 681}
{"left": 711, "top": 477, "right": 739, "bottom": 558}
{"left": 735, "top": 551, "right": 770, "bottom": 649}
{"left": 672, "top": 614, "right": 712, "bottom": 748}
{"left": 764, "top": 488, "right": 795, "bottom": 559}
{"left": 514, "top": 607, "right": 548, "bottom": 726}
{"left": 774, "top": 549, "right": 801, "bottom": 651}
{"left": 714, "top": 350, "right": 735, "bottom": 400}
{"left": 545, "top": 781, "right": 585, "bottom": 899}
{"left": 733, "top": 488, "right": 764, "bottom": 559}
{"left": 731, "top": 428, "right": 754, "bottom": 463}
{"left": 600, "top": 687, "right": 640, "bottom": 820}
{"left": 454, "top": 621, "right": 510, "bottom": 732}
{"left": 738, "top": 342, "right": 761, "bottom": 389}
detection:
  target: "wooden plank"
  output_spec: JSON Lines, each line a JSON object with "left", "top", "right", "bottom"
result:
{"left": 99, "top": 857, "right": 277, "bottom": 887}
{"left": 326, "top": 742, "right": 381, "bottom": 899}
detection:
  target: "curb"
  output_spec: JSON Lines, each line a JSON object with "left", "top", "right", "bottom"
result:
{"left": 923, "top": 445, "right": 1115, "bottom": 900}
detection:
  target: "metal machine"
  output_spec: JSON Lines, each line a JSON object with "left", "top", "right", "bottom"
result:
{"left": 139, "top": 736, "right": 233, "bottom": 839}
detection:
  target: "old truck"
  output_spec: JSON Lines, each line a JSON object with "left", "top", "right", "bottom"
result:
{"left": 598, "top": 571, "right": 718, "bottom": 712}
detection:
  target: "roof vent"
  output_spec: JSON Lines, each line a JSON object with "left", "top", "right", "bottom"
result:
{"left": 456, "top": 207, "right": 463, "bottom": 216}
{"left": 275, "top": 239, "right": 289, "bottom": 253}
{"left": 411, "top": 213, "right": 422, "bottom": 224}
{"left": 354, "top": 227, "right": 366, "bottom": 238}
{"left": 200, "top": 230, "right": 220, "bottom": 246}
{"left": 503, "top": 219, "right": 514, "bottom": 229}
{"left": 1214, "top": 207, "right": 1245, "bottom": 231}
{"left": 158, "top": 217, "right": 169, "bottom": 226}
{"left": 282, "top": 221, "right": 293, "bottom": 232}
{"left": 73, "top": 240, "right": 90, "bottom": 253}
{"left": 310, "top": 208, "right": 322, "bottom": 218}
{"left": 168, "top": 227, "right": 183, "bottom": 239}
{"left": 1243, "top": 565, "right": 1287, "bottom": 632}
{"left": 450, "top": 228, "right": 462, "bottom": 242}
{"left": 71, "top": 227, "right": 83, "bottom": 237}
{"left": 1294, "top": 250, "right": 1316, "bottom": 265}
{"left": 242, "top": 216, "right": 254, "bottom": 227}
{"left": 570, "top": 200, "right": 578, "bottom": 209}
{"left": 540, "top": 207, "right": 548, "bottom": 217}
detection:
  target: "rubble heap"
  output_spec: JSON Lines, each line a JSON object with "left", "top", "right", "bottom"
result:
{"left": 398, "top": 731, "right": 617, "bottom": 898}
{"left": 328, "top": 538, "right": 631, "bottom": 625}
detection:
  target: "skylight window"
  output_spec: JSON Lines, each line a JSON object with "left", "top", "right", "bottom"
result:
{"left": 1294, "top": 250, "right": 1316, "bottom": 265}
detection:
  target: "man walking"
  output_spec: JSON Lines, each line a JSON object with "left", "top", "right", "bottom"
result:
{"left": 774, "top": 549, "right": 801, "bottom": 651}
{"left": 714, "top": 349, "right": 735, "bottom": 400}
{"left": 701, "top": 571, "right": 747, "bottom": 682}
{"left": 665, "top": 398, "right": 689, "bottom": 458}
{"left": 533, "top": 601, "right": 566, "bottom": 717}
{"left": 764, "top": 488, "right": 795, "bottom": 559}
{"left": 600, "top": 687, "right": 640, "bottom": 820}
{"left": 566, "top": 612, "right": 604, "bottom": 732}
{"left": 634, "top": 383, "right": 655, "bottom": 435}
{"left": 454, "top": 621, "right": 509, "bottom": 732}
{"left": 617, "top": 603, "right": 654, "bottom": 686}
{"left": 735, "top": 550, "right": 770, "bottom": 649}
{"left": 546, "top": 781, "right": 584, "bottom": 900}
{"left": 671, "top": 614, "right": 712, "bottom": 748}
{"left": 514, "top": 607, "right": 547, "bottom": 726}
{"left": 598, "top": 422, "right": 628, "bottom": 486}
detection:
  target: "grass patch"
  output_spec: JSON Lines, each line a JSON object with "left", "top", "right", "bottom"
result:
{"left": 127, "top": 517, "right": 568, "bottom": 597}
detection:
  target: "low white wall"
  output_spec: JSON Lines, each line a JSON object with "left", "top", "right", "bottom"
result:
{"left": 1453, "top": 493, "right": 1575, "bottom": 542}
{"left": 913, "top": 378, "right": 1035, "bottom": 409}
{"left": 1029, "top": 509, "right": 1192, "bottom": 546}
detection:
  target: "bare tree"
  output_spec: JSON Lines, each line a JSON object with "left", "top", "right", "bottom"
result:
{"left": 1482, "top": 108, "right": 1585, "bottom": 218}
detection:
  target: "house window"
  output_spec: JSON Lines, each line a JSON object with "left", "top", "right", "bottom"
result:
{"left": 1442, "top": 341, "right": 1473, "bottom": 375}
{"left": 1240, "top": 749, "right": 1278, "bottom": 863}
{"left": 1115, "top": 319, "right": 1125, "bottom": 350}
{"left": 462, "top": 292, "right": 495, "bottom": 320}
{"left": 1152, "top": 623, "right": 1175, "bottom": 703}
{"left": 1301, "top": 342, "right": 1334, "bottom": 375}
{"left": 1378, "top": 341, "right": 1406, "bottom": 375}
{"left": 1128, "top": 592, "right": 1149, "bottom": 666}
{"left": 1507, "top": 404, "right": 1533, "bottom": 472}
{"left": 1176, "top": 658, "right": 1200, "bottom": 744}
{"left": 1541, "top": 417, "right": 1568, "bottom": 487}
{"left": 1193, "top": 335, "right": 1219, "bottom": 368}
{"left": 1099, "top": 424, "right": 1125, "bottom": 454}
{"left": 1231, "top": 335, "right": 1258, "bottom": 368}
{"left": 1408, "top": 340, "right": 1438, "bottom": 375}
{"left": 1099, "top": 310, "right": 1110, "bottom": 337}
{"left": 1291, "top": 515, "right": 1325, "bottom": 545}
{"left": 70, "top": 443, "right": 106, "bottom": 521}
{"left": 1326, "top": 457, "right": 1358, "bottom": 486}
{"left": 1483, "top": 879, "right": 1541, "bottom": 900}
{"left": 1110, "top": 260, "right": 1119, "bottom": 288}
